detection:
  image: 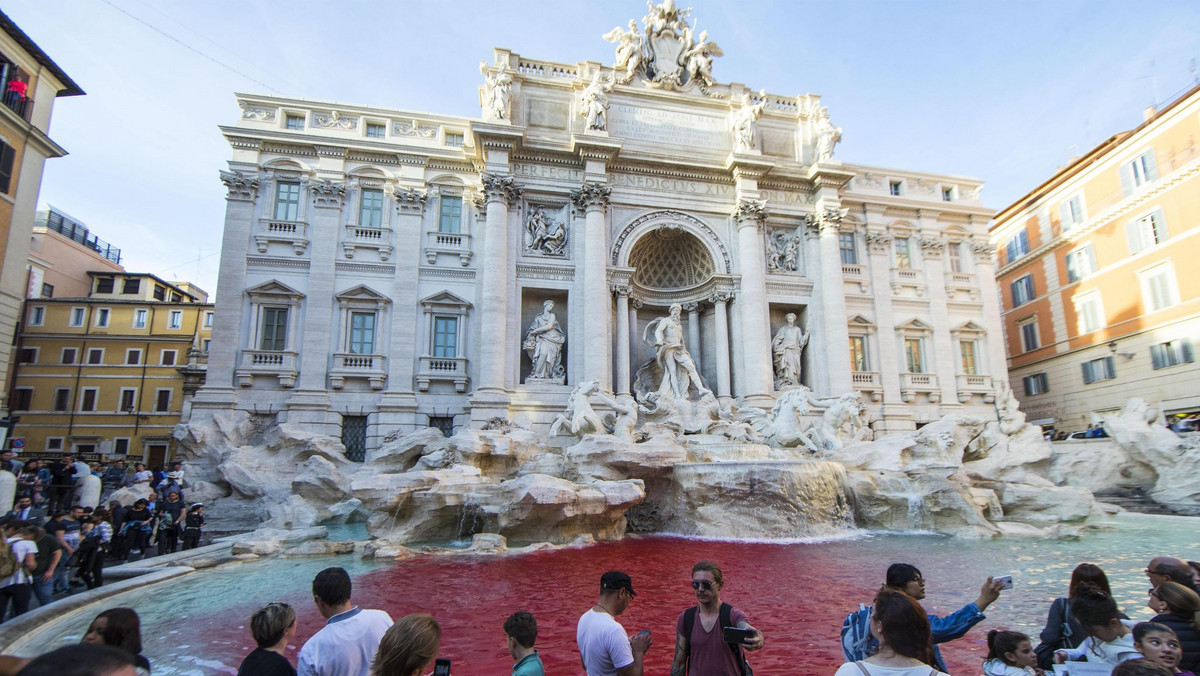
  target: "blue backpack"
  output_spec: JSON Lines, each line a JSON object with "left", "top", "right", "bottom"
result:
{"left": 841, "top": 604, "right": 875, "bottom": 662}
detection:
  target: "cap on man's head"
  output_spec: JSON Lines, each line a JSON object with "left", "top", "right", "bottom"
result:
{"left": 600, "top": 571, "right": 636, "bottom": 596}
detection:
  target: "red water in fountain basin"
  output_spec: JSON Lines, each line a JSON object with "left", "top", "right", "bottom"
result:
{"left": 224, "top": 536, "right": 986, "bottom": 674}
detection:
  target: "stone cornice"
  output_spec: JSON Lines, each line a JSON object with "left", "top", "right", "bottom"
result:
{"left": 726, "top": 153, "right": 776, "bottom": 180}
{"left": 806, "top": 163, "right": 856, "bottom": 190}
{"left": 571, "top": 134, "right": 624, "bottom": 164}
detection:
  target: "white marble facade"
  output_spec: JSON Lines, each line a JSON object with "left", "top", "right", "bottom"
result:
{"left": 195, "top": 4, "right": 1001, "bottom": 448}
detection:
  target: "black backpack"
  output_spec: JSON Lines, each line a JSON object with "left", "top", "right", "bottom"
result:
{"left": 681, "top": 602, "right": 753, "bottom": 676}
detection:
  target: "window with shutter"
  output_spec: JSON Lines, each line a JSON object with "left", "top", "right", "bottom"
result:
{"left": 0, "top": 142, "right": 15, "bottom": 194}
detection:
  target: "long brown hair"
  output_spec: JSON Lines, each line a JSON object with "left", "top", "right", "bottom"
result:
{"left": 371, "top": 614, "right": 440, "bottom": 676}
{"left": 1153, "top": 581, "right": 1200, "bottom": 632}
{"left": 873, "top": 587, "right": 935, "bottom": 666}
{"left": 1069, "top": 563, "right": 1112, "bottom": 596}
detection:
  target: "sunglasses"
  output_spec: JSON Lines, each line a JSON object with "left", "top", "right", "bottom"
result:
{"left": 691, "top": 580, "right": 714, "bottom": 591}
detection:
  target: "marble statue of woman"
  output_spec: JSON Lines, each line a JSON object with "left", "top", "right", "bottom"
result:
{"left": 815, "top": 106, "right": 842, "bottom": 161}
{"left": 523, "top": 300, "right": 566, "bottom": 382}
{"left": 480, "top": 62, "right": 512, "bottom": 120}
{"left": 772, "top": 312, "right": 809, "bottom": 388}
{"left": 603, "top": 20, "right": 645, "bottom": 82}
{"left": 732, "top": 90, "right": 766, "bottom": 152}
{"left": 645, "top": 303, "right": 710, "bottom": 399}
{"left": 681, "top": 29, "right": 722, "bottom": 87}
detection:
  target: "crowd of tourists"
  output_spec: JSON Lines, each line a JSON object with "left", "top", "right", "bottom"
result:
{"left": 0, "top": 550, "right": 1197, "bottom": 675}
{"left": 0, "top": 456, "right": 206, "bottom": 622}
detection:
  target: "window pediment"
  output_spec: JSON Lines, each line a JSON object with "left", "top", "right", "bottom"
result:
{"left": 246, "top": 280, "right": 305, "bottom": 300}
{"left": 896, "top": 317, "right": 933, "bottom": 334}
{"left": 336, "top": 284, "right": 391, "bottom": 306}
{"left": 950, "top": 320, "right": 986, "bottom": 337}
{"left": 420, "top": 290, "right": 472, "bottom": 311}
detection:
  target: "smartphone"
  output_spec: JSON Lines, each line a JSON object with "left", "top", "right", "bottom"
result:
{"left": 994, "top": 575, "right": 1014, "bottom": 590}
{"left": 634, "top": 629, "right": 651, "bottom": 640}
{"left": 723, "top": 626, "right": 755, "bottom": 644}
{"left": 433, "top": 658, "right": 451, "bottom": 676}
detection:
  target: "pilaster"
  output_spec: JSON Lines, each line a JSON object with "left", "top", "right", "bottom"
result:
{"left": 572, "top": 182, "right": 613, "bottom": 392}
{"left": 732, "top": 199, "right": 773, "bottom": 406}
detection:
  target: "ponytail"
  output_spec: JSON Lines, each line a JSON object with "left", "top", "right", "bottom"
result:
{"left": 985, "top": 629, "right": 1030, "bottom": 665}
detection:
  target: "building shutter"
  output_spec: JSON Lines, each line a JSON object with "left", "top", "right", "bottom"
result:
{"left": 0, "top": 143, "right": 14, "bottom": 194}
{"left": 1151, "top": 344, "right": 1166, "bottom": 370}
{"left": 1118, "top": 163, "right": 1134, "bottom": 198}
{"left": 1066, "top": 252, "right": 1078, "bottom": 282}
{"left": 1150, "top": 210, "right": 1168, "bottom": 243}
{"left": 1183, "top": 339, "right": 1195, "bottom": 364}
{"left": 1125, "top": 221, "right": 1142, "bottom": 254}
{"left": 1143, "top": 148, "right": 1159, "bottom": 182}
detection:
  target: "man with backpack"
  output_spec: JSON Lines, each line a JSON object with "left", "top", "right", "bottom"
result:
{"left": 0, "top": 521, "right": 38, "bottom": 622}
{"left": 670, "top": 561, "right": 763, "bottom": 676}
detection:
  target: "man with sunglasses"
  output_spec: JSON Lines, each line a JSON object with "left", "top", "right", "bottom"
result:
{"left": 577, "top": 571, "right": 652, "bottom": 676}
{"left": 671, "top": 561, "right": 763, "bottom": 676}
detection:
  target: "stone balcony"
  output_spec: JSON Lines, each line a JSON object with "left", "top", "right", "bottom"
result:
{"left": 900, "top": 372, "right": 939, "bottom": 402}
{"left": 342, "top": 224, "right": 394, "bottom": 261}
{"left": 850, "top": 370, "right": 882, "bottom": 401}
{"left": 329, "top": 352, "right": 387, "bottom": 390}
{"left": 416, "top": 355, "right": 469, "bottom": 392}
{"left": 890, "top": 268, "right": 925, "bottom": 296}
{"left": 235, "top": 350, "right": 298, "bottom": 388}
{"left": 255, "top": 219, "right": 309, "bottom": 255}
{"left": 944, "top": 271, "right": 980, "bottom": 301}
{"left": 841, "top": 263, "right": 868, "bottom": 293}
{"left": 424, "top": 231, "right": 472, "bottom": 266}
{"left": 955, "top": 373, "right": 995, "bottom": 403}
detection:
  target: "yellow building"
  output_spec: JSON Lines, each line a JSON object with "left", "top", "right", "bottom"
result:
{"left": 0, "top": 11, "right": 84, "bottom": 418}
{"left": 9, "top": 272, "right": 212, "bottom": 465}
{"left": 990, "top": 83, "right": 1200, "bottom": 434}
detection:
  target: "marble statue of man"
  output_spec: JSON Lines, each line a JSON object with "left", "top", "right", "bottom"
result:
{"left": 646, "top": 303, "right": 710, "bottom": 399}
{"left": 480, "top": 62, "right": 512, "bottom": 120}
{"left": 524, "top": 300, "right": 566, "bottom": 381}
{"left": 732, "top": 91, "right": 767, "bottom": 152}
{"left": 772, "top": 313, "right": 809, "bottom": 388}
{"left": 815, "top": 106, "right": 842, "bottom": 161}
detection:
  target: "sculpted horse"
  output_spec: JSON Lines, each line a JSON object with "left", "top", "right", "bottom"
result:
{"left": 549, "top": 379, "right": 605, "bottom": 438}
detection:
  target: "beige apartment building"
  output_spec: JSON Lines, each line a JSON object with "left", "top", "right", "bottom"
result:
{"left": 990, "top": 83, "right": 1200, "bottom": 433}
{"left": 28, "top": 206, "right": 124, "bottom": 299}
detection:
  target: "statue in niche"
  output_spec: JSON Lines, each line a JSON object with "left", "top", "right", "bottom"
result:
{"left": 643, "top": 303, "right": 711, "bottom": 400}
{"left": 579, "top": 72, "right": 614, "bottom": 131}
{"left": 732, "top": 91, "right": 767, "bottom": 152}
{"left": 603, "top": 20, "right": 646, "bottom": 84}
{"left": 765, "top": 227, "right": 802, "bottom": 273}
{"left": 480, "top": 62, "right": 512, "bottom": 121}
{"left": 524, "top": 206, "right": 567, "bottom": 256}
{"left": 772, "top": 313, "right": 809, "bottom": 389}
{"left": 680, "top": 28, "right": 722, "bottom": 88}
{"left": 523, "top": 300, "right": 566, "bottom": 383}
{"left": 814, "top": 106, "right": 843, "bottom": 161}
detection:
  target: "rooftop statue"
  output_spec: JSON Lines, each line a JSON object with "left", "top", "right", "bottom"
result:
{"left": 814, "top": 106, "right": 843, "bottom": 161}
{"left": 579, "top": 71, "right": 615, "bottom": 131}
{"left": 732, "top": 90, "right": 767, "bottom": 152}
{"left": 480, "top": 62, "right": 512, "bottom": 121}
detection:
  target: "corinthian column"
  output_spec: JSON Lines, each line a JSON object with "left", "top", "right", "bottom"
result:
{"left": 710, "top": 291, "right": 732, "bottom": 401}
{"left": 613, "top": 285, "right": 631, "bottom": 395}
{"left": 476, "top": 173, "right": 521, "bottom": 395}
{"left": 571, "top": 182, "right": 612, "bottom": 392}
{"left": 733, "top": 200, "right": 774, "bottom": 406}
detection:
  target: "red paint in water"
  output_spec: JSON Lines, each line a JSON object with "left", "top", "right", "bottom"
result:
{"left": 212, "top": 537, "right": 986, "bottom": 674}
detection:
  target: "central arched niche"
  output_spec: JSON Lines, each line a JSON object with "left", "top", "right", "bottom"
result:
{"left": 628, "top": 227, "right": 716, "bottom": 293}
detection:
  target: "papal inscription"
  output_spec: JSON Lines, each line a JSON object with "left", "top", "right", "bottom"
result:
{"left": 609, "top": 105, "right": 729, "bottom": 150}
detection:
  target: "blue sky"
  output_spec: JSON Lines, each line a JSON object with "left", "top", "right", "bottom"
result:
{"left": 5, "top": 0, "right": 1200, "bottom": 297}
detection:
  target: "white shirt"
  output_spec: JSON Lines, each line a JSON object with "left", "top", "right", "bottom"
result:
{"left": 134, "top": 470, "right": 153, "bottom": 484}
{"left": 576, "top": 609, "right": 634, "bottom": 676}
{"left": 834, "top": 662, "right": 949, "bottom": 676}
{"left": 1, "top": 537, "right": 36, "bottom": 587}
{"left": 297, "top": 607, "right": 393, "bottom": 676}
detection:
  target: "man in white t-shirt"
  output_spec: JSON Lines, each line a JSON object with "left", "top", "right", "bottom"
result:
{"left": 0, "top": 522, "right": 39, "bottom": 621}
{"left": 577, "top": 571, "right": 651, "bottom": 676}
{"left": 298, "top": 566, "right": 393, "bottom": 676}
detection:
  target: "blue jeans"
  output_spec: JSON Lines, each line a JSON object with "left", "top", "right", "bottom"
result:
{"left": 52, "top": 562, "right": 71, "bottom": 593}
{"left": 31, "top": 576, "right": 53, "bottom": 607}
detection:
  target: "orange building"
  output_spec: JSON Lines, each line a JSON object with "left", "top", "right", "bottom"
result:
{"left": 990, "top": 84, "right": 1200, "bottom": 433}
{"left": 0, "top": 11, "right": 83, "bottom": 420}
